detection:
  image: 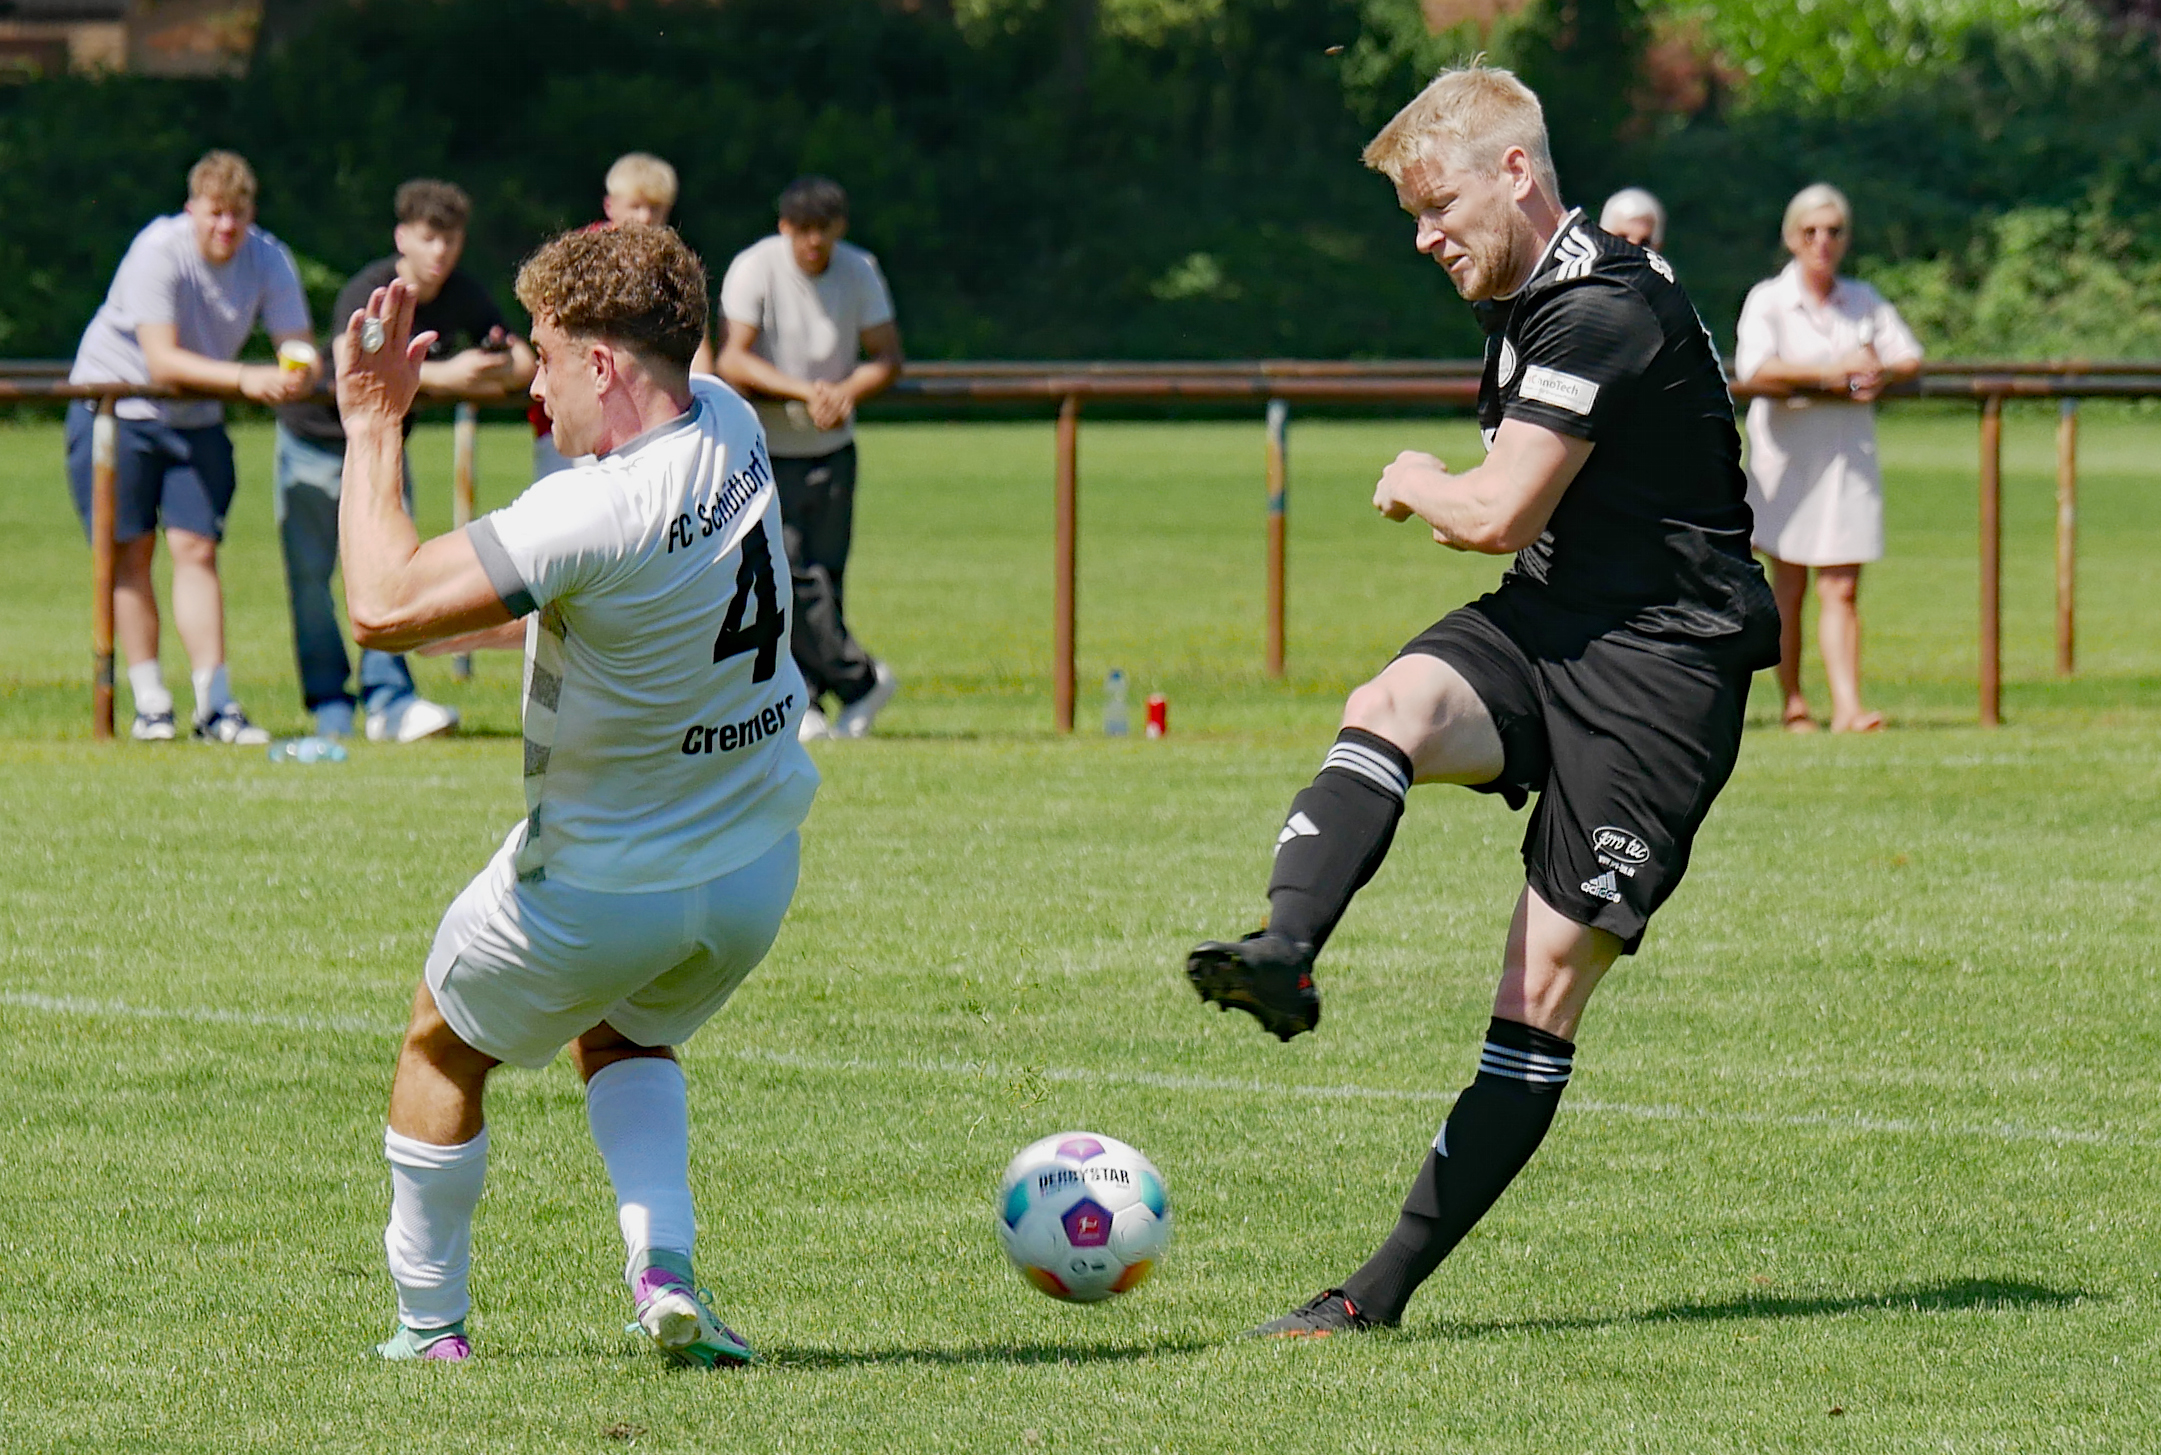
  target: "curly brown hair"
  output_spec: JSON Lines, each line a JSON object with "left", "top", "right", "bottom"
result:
{"left": 514, "top": 224, "right": 708, "bottom": 370}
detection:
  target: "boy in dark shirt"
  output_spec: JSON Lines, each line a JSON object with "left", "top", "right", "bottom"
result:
{"left": 1183, "top": 64, "right": 1779, "bottom": 1338}
{"left": 274, "top": 179, "right": 534, "bottom": 741}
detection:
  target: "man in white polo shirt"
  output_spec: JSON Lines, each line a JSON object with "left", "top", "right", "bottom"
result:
{"left": 719, "top": 175, "right": 904, "bottom": 740}
{"left": 334, "top": 225, "right": 816, "bottom": 1367}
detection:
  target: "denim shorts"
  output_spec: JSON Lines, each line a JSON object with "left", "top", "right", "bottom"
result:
{"left": 65, "top": 401, "right": 237, "bottom": 545}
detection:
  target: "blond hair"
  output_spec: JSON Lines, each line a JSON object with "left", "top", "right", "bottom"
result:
{"left": 1362, "top": 63, "right": 1560, "bottom": 202}
{"left": 187, "top": 150, "right": 257, "bottom": 208}
{"left": 1782, "top": 182, "right": 1852, "bottom": 247}
{"left": 605, "top": 152, "right": 679, "bottom": 208}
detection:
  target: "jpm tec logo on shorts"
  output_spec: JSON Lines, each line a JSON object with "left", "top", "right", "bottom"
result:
{"left": 1591, "top": 826, "right": 1651, "bottom": 878}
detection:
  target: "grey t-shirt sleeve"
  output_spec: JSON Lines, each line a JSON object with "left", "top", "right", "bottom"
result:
{"left": 258, "top": 236, "right": 312, "bottom": 338}
{"left": 116, "top": 229, "right": 187, "bottom": 329}
{"left": 466, "top": 518, "right": 537, "bottom": 618}
{"left": 718, "top": 242, "right": 769, "bottom": 329}
{"left": 854, "top": 249, "right": 896, "bottom": 331}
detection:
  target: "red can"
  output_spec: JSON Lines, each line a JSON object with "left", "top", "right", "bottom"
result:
{"left": 1145, "top": 694, "right": 1168, "bottom": 738}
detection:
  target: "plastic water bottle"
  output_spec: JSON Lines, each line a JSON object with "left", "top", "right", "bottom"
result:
{"left": 266, "top": 735, "right": 349, "bottom": 765}
{"left": 1104, "top": 669, "right": 1129, "bottom": 737}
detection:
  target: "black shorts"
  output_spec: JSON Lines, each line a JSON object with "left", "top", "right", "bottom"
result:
{"left": 1397, "top": 589, "right": 1752, "bottom": 954}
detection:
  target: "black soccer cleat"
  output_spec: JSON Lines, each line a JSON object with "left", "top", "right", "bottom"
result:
{"left": 1246, "top": 1288, "right": 1385, "bottom": 1338}
{"left": 1185, "top": 932, "right": 1320, "bottom": 1042}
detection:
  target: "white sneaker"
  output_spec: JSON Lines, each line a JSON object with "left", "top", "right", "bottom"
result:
{"left": 192, "top": 703, "right": 270, "bottom": 746}
{"left": 131, "top": 709, "right": 178, "bottom": 742}
{"left": 831, "top": 662, "right": 898, "bottom": 739}
{"left": 366, "top": 694, "right": 461, "bottom": 744}
{"left": 798, "top": 705, "right": 831, "bottom": 742}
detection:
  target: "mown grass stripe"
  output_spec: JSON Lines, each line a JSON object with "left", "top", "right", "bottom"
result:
{"left": 5, "top": 989, "right": 2146, "bottom": 1153}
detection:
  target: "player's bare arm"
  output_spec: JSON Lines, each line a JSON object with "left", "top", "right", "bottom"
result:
{"left": 1373, "top": 419, "right": 1593, "bottom": 553}
{"left": 335, "top": 279, "right": 513, "bottom": 652}
{"left": 137, "top": 319, "right": 318, "bottom": 405}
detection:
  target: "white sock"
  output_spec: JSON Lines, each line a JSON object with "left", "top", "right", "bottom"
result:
{"left": 585, "top": 1057, "right": 697, "bottom": 1283}
{"left": 383, "top": 1126, "right": 489, "bottom": 1330}
{"left": 191, "top": 663, "right": 232, "bottom": 720}
{"left": 126, "top": 661, "right": 173, "bottom": 717}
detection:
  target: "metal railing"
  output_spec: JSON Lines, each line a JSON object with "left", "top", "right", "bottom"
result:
{"left": 9, "top": 361, "right": 2159, "bottom": 737}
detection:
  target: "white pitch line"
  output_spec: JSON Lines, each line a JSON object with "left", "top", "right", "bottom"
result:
{"left": 4, "top": 989, "right": 2151, "bottom": 1152}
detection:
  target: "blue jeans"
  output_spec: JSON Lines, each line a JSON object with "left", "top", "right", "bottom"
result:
{"left": 273, "top": 423, "right": 417, "bottom": 712}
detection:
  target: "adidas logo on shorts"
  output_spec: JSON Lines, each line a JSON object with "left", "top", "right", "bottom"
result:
{"left": 1580, "top": 869, "right": 1622, "bottom": 903}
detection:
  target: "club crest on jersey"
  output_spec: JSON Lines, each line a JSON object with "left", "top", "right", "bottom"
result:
{"left": 1496, "top": 338, "right": 1519, "bottom": 389}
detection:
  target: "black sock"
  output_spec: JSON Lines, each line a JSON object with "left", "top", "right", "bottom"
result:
{"left": 1263, "top": 728, "right": 1412, "bottom": 951}
{"left": 1339, "top": 1018, "right": 1575, "bottom": 1325}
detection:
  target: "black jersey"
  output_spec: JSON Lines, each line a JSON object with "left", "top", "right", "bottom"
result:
{"left": 1475, "top": 210, "right": 1779, "bottom": 669}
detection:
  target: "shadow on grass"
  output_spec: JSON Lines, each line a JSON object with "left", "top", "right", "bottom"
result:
{"left": 755, "top": 1335, "right": 1214, "bottom": 1370}
{"left": 1422, "top": 1277, "right": 2088, "bottom": 1341}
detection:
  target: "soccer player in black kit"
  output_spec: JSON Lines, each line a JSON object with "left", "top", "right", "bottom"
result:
{"left": 1185, "top": 64, "right": 1781, "bottom": 1336}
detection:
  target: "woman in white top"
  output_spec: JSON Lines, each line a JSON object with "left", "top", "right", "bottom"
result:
{"left": 1737, "top": 184, "right": 1922, "bottom": 733}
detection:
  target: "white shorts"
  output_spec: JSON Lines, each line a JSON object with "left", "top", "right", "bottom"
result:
{"left": 425, "top": 827, "right": 800, "bottom": 1069}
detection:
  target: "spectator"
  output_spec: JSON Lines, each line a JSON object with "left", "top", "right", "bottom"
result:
{"left": 1735, "top": 183, "right": 1922, "bottom": 733}
{"left": 274, "top": 179, "right": 534, "bottom": 741}
{"left": 719, "top": 176, "right": 904, "bottom": 741}
{"left": 65, "top": 149, "right": 317, "bottom": 744}
{"left": 531, "top": 152, "right": 714, "bottom": 477}
{"left": 1598, "top": 187, "right": 1666, "bottom": 248}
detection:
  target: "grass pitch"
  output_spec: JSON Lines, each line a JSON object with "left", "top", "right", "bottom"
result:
{"left": 2, "top": 408, "right": 2158, "bottom": 1451}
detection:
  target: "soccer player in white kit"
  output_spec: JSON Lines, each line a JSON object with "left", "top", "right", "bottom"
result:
{"left": 332, "top": 225, "right": 817, "bottom": 1366}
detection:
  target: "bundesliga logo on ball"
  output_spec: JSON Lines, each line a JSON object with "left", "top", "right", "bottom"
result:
{"left": 995, "top": 1132, "right": 1172, "bottom": 1302}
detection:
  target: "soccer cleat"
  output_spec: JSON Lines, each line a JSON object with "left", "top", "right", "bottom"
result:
{"left": 1246, "top": 1288, "right": 1384, "bottom": 1338}
{"left": 131, "top": 709, "right": 178, "bottom": 742}
{"left": 1185, "top": 932, "right": 1321, "bottom": 1041}
{"left": 830, "top": 660, "right": 898, "bottom": 739}
{"left": 366, "top": 694, "right": 460, "bottom": 744}
{"left": 798, "top": 705, "right": 831, "bottom": 742}
{"left": 629, "top": 1266, "right": 756, "bottom": 1369}
{"left": 192, "top": 703, "right": 271, "bottom": 746}
{"left": 375, "top": 1320, "right": 472, "bottom": 1361}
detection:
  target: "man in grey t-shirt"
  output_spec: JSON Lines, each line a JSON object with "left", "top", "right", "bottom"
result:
{"left": 66, "top": 149, "right": 316, "bottom": 743}
{"left": 718, "top": 176, "right": 904, "bottom": 741}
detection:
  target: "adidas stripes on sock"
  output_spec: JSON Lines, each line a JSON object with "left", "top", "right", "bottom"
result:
{"left": 1263, "top": 728, "right": 1413, "bottom": 951}
{"left": 585, "top": 1056, "right": 698, "bottom": 1285}
{"left": 383, "top": 1125, "right": 489, "bottom": 1330}
{"left": 1338, "top": 1018, "right": 1575, "bottom": 1325}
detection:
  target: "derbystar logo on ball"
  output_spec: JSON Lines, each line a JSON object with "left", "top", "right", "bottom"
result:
{"left": 996, "top": 1131, "right": 1172, "bottom": 1303}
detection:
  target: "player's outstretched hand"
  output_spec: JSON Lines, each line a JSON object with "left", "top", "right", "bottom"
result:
{"left": 335, "top": 279, "right": 439, "bottom": 430}
{"left": 1374, "top": 449, "right": 1446, "bottom": 523}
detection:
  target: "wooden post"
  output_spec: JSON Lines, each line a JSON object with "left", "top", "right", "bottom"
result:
{"left": 1054, "top": 393, "right": 1079, "bottom": 734}
{"left": 1265, "top": 398, "right": 1288, "bottom": 678}
{"left": 89, "top": 395, "right": 118, "bottom": 740}
{"left": 2055, "top": 396, "right": 2078, "bottom": 678}
{"left": 451, "top": 401, "right": 479, "bottom": 681}
{"left": 1979, "top": 393, "right": 2003, "bottom": 727}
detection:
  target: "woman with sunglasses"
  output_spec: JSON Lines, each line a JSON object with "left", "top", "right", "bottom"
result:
{"left": 1735, "top": 183, "right": 1922, "bottom": 733}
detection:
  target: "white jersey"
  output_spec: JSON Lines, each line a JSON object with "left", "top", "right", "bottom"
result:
{"left": 466, "top": 377, "right": 818, "bottom": 893}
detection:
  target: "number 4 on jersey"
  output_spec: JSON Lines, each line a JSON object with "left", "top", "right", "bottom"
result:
{"left": 712, "top": 519, "right": 785, "bottom": 682}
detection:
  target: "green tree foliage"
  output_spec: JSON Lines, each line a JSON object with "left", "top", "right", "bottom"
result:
{"left": 1864, "top": 203, "right": 2161, "bottom": 358}
{"left": 0, "top": 0, "right": 2155, "bottom": 362}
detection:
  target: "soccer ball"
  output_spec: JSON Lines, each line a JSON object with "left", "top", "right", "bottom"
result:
{"left": 995, "top": 1131, "right": 1172, "bottom": 1303}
